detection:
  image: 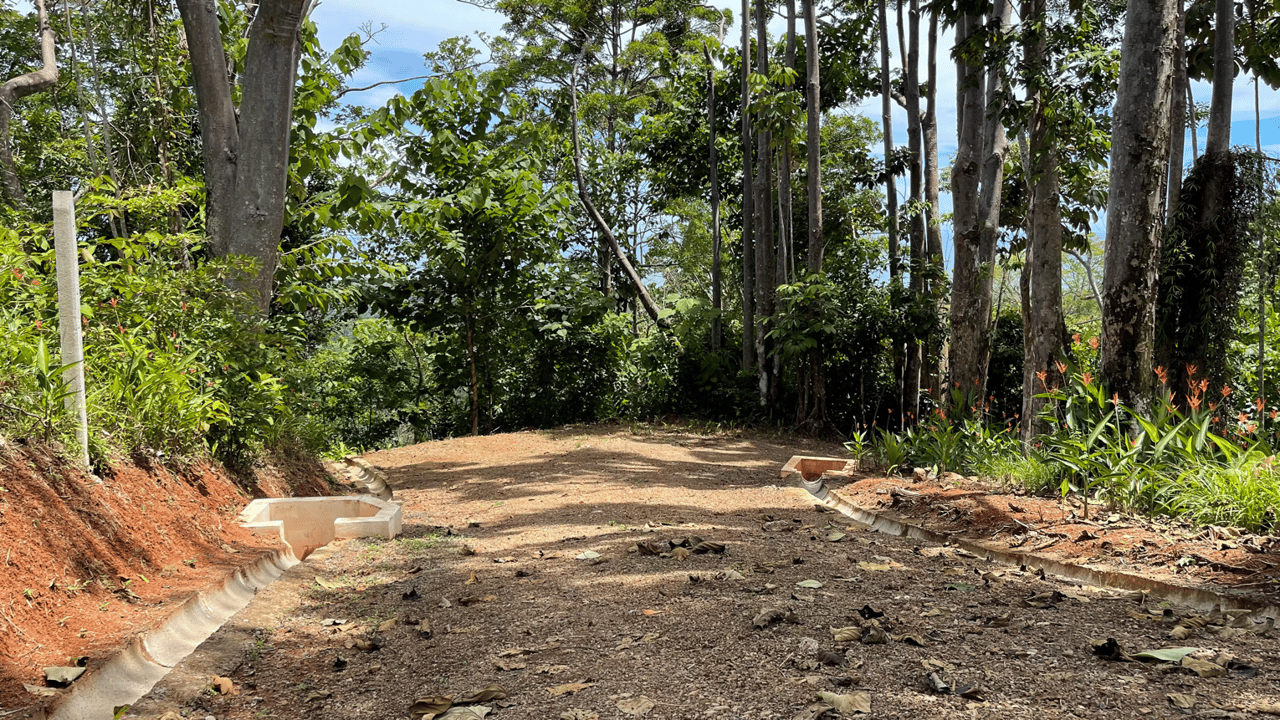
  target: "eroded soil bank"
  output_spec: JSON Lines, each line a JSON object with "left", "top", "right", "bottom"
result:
{"left": 0, "top": 440, "right": 333, "bottom": 712}
{"left": 123, "top": 426, "right": 1280, "bottom": 720}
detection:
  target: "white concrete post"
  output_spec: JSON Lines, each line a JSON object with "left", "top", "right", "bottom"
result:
{"left": 53, "top": 190, "right": 90, "bottom": 469}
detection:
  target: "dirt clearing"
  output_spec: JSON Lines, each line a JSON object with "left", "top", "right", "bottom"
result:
{"left": 126, "top": 426, "right": 1280, "bottom": 720}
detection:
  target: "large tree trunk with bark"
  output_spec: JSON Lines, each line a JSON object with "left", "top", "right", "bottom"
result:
{"left": 0, "top": 0, "right": 58, "bottom": 206}
{"left": 949, "top": 11, "right": 986, "bottom": 397}
{"left": 1020, "top": 0, "right": 1064, "bottom": 444}
{"left": 1101, "top": 0, "right": 1180, "bottom": 414}
{"left": 177, "top": 0, "right": 309, "bottom": 314}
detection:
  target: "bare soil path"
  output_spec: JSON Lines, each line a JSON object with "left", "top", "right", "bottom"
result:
{"left": 128, "top": 425, "right": 1280, "bottom": 720}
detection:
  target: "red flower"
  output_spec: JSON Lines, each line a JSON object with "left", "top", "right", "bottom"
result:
{"left": 1072, "top": 333, "right": 1081, "bottom": 345}
{"left": 1088, "top": 337, "right": 1099, "bottom": 350}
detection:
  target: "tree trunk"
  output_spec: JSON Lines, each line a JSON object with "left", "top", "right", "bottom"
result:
{"left": 0, "top": 0, "right": 58, "bottom": 205}
{"left": 466, "top": 308, "right": 479, "bottom": 437}
{"left": 706, "top": 46, "right": 723, "bottom": 352}
{"left": 972, "top": 0, "right": 1012, "bottom": 402}
{"left": 804, "top": 0, "right": 823, "bottom": 275}
{"left": 902, "top": 0, "right": 924, "bottom": 421}
{"left": 1204, "top": 0, "right": 1234, "bottom": 158}
{"left": 177, "top": 0, "right": 309, "bottom": 314}
{"left": 878, "top": 0, "right": 899, "bottom": 281}
{"left": 569, "top": 48, "right": 672, "bottom": 331}
{"left": 779, "top": 0, "right": 796, "bottom": 286}
{"left": 1166, "top": 0, "right": 1187, "bottom": 222}
{"left": 922, "top": 7, "right": 943, "bottom": 399}
{"left": 1021, "top": 0, "right": 1063, "bottom": 444}
{"left": 949, "top": 11, "right": 986, "bottom": 396}
{"left": 798, "top": 0, "right": 828, "bottom": 434}
{"left": 1101, "top": 0, "right": 1180, "bottom": 414}
{"left": 755, "top": 0, "right": 776, "bottom": 407}
{"left": 740, "top": 0, "right": 757, "bottom": 373}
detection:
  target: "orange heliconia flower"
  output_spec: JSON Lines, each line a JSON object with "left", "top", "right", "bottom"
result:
{"left": 1154, "top": 366, "right": 1168, "bottom": 384}
{"left": 1036, "top": 370, "right": 1048, "bottom": 388}
{"left": 1186, "top": 363, "right": 1198, "bottom": 378}
{"left": 1110, "top": 392, "right": 1120, "bottom": 406}
{"left": 1246, "top": 423, "right": 1257, "bottom": 434}
{"left": 1257, "top": 398, "right": 1266, "bottom": 412}
{"left": 1238, "top": 412, "right": 1249, "bottom": 424}
{"left": 1189, "top": 394, "right": 1203, "bottom": 411}
{"left": 1072, "top": 333, "right": 1081, "bottom": 345}
{"left": 1082, "top": 372, "right": 1094, "bottom": 387}
{"left": 1088, "top": 337, "right": 1099, "bottom": 350}
{"left": 1221, "top": 385, "right": 1233, "bottom": 398}
{"left": 1055, "top": 360, "right": 1068, "bottom": 375}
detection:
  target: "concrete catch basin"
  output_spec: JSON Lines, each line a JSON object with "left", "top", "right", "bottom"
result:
{"left": 238, "top": 495, "right": 402, "bottom": 559}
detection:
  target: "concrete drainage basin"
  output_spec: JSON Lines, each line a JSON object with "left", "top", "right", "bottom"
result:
{"left": 239, "top": 495, "right": 402, "bottom": 559}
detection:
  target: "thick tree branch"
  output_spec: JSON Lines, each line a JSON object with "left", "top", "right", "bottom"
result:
{"left": 568, "top": 45, "right": 671, "bottom": 331}
{"left": 0, "top": 0, "right": 57, "bottom": 205}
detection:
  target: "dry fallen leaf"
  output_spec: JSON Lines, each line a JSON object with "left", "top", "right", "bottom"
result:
{"left": 559, "top": 710, "right": 600, "bottom": 720}
{"left": 548, "top": 682, "right": 594, "bottom": 696}
{"left": 455, "top": 684, "right": 507, "bottom": 704}
{"left": 641, "top": 609, "right": 662, "bottom": 616}
{"left": 831, "top": 626, "right": 859, "bottom": 643}
{"left": 409, "top": 696, "right": 453, "bottom": 718}
{"left": 617, "top": 696, "right": 656, "bottom": 716}
{"left": 492, "top": 657, "right": 526, "bottom": 671}
{"left": 816, "top": 691, "right": 871, "bottom": 714}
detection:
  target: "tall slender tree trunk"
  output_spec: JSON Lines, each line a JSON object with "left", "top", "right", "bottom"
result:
{"left": 755, "top": 0, "right": 776, "bottom": 407}
{"left": 569, "top": 47, "right": 671, "bottom": 331}
{"left": 1101, "top": 0, "right": 1180, "bottom": 414}
{"left": 0, "top": 0, "right": 57, "bottom": 206}
{"left": 901, "top": 0, "right": 924, "bottom": 421}
{"left": 799, "top": 0, "right": 826, "bottom": 433}
{"left": 972, "top": 0, "right": 1012, "bottom": 402}
{"left": 922, "top": 8, "right": 943, "bottom": 399}
{"left": 1166, "top": 0, "right": 1187, "bottom": 222}
{"left": 741, "top": 1, "right": 757, "bottom": 373}
{"left": 779, "top": 0, "right": 796, "bottom": 287}
{"left": 878, "top": 0, "right": 899, "bottom": 281}
{"left": 949, "top": 11, "right": 986, "bottom": 395}
{"left": 1020, "top": 0, "right": 1064, "bottom": 444}
{"left": 1204, "top": 0, "right": 1234, "bottom": 159}
{"left": 1254, "top": 0, "right": 1266, "bottom": 432}
{"left": 706, "top": 45, "right": 723, "bottom": 351}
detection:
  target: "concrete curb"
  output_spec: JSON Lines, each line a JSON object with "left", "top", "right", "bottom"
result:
{"left": 48, "top": 548, "right": 299, "bottom": 720}
{"left": 783, "top": 455, "right": 1279, "bottom": 620}
{"left": 323, "top": 456, "right": 393, "bottom": 501}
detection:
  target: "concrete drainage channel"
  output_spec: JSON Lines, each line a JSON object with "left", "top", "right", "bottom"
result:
{"left": 783, "top": 455, "right": 1280, "bottom": 621}
{"left": 46, "top": 457, "right": 401, "bottom": 720}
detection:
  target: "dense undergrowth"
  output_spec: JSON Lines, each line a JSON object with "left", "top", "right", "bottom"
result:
{"left": 867, "top": 337, "right": 1280, "bottom": 533}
